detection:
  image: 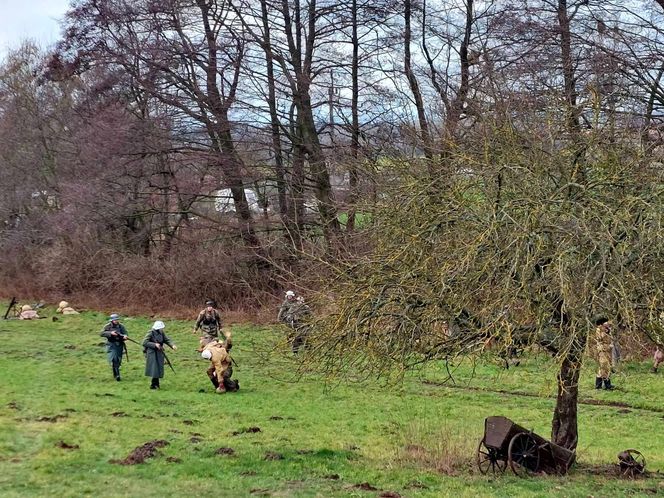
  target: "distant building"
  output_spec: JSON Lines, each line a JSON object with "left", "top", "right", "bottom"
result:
{"left": 213, "top": 188, "right": 265, "bottom": 214}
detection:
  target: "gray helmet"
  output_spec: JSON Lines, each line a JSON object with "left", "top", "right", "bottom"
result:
{"left": 110, "top": 313, "right": 120, "bottom": 321}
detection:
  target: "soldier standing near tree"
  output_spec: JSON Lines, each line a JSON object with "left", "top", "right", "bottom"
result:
{"left": 277, "top": 290, "right": 297, "bottom": 325}
{"left": 594, "top": 317, "right": 615, "bottom": 390}
{"left": 100, "top": 313, "right": 128, "bottom": 381}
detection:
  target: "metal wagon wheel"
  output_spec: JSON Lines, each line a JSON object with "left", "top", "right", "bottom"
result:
{"left": 476, "top": 439, "right": 507, "bottom": 475}
{"left": 619, "top": 449, "right": 646, "bottom": 477}
{"left": 508, "top": 433, "right": 540, "bottom": 477}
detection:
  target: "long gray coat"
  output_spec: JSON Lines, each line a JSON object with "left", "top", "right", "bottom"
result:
{"left": 142, "top": 329, "right": 174, "bottom": 378}
{"left": 100, "top": 322, "right": 128, "bottom": 365}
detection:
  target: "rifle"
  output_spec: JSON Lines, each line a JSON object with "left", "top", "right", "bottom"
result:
{"left": 123, "top": 342, "right": 129, "bottom": 362}
{"left": 124, "top": 335, "right": 175, "bottom": 373}
{"left": 3, "top": 297, "right": 17, "bottom": 320}
{"left": 161, "top": 349, "right": 175, "bottom": 374}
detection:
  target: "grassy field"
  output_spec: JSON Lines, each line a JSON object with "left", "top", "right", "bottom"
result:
{"left": 0, "top": 305, "right": 662, "bottom": 497}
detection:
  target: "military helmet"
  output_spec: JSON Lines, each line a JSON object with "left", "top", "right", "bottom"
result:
{"left": 21, "top": 304, "right": 32, "bottom": 312}
{"left": 59, "top": 301, "right": 69, "bottom": 309}
{"left": 285, "top": 290, "right": 295, "bottom": 298}
{"left": 205, "top": 300, "right": 215, "bottom": 306}
{"left": 201, "top": 350, "right": 212, "bottom": 360}
{"left": 110, "top": 313, "right": 120, "bottom": 321}
{"left": 153, "top": 320, "right": 166, "bottom": 330}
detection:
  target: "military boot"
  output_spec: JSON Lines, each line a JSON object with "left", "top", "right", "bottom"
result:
{"left": 603, "top": 378, "right": 615, "bottom": 390}
{"left": 150, "top": 378, "right": 160, "bottom": 389}
{"left": 595, "top": 377, "right": 603, "bottom": 389}
{"left": 653, "top": 366, "right": 658, "bottom": 373}
{"left": 112, "top": 363, "right": 121, "bottom": 381}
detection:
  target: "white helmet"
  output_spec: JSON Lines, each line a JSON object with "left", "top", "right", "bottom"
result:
{"left": 285, "top": 290, "right": 295, "bottom": 298}
{"left": 153, "top": 320, "right": 166, "bottom": 330}
{"left": 201, "top": 349, "right": 212, "bottom": 360}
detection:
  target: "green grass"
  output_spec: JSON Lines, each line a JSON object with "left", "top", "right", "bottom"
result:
{"left": 1, "top": 305, "right": 662, "bottom": 497}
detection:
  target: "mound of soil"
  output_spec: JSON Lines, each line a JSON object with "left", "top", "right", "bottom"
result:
{"left": 354, "top": 483, "right": 378, "bottom": 491}
{"left": 110, "top": 440, "right": 169, "bottom": 465}
{"left": 264, "top": 451, "right": 284, "bottom": 460}
{"left": 232, "top": 426, "right": 261, "bottom": 436}
{"left": 56, "top": 441, "right": 79, "bottom": 450}
{"left": 36, "top": 414, "right": 67, "bottom": 423}
{"left": 215, "top": 447, "right": 235, "bottom": 455}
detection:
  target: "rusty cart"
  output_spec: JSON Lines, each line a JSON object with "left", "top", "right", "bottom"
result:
{"left": 476, "top": 416, "right": 576, "bottom": 476}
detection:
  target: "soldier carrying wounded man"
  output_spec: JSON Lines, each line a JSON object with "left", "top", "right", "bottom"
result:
{"left": 201, "top": 331, "right": 239, "bottom": 393}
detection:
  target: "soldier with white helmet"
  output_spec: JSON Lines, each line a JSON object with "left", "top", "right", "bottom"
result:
{"left": 277, "top": 290, "right": 297, "bottom": 325}
{"left": 142, "top": 320, "right": 177, "bottom": 390}
{"left": 201, "top": 331, "right": 239, "bottom": 393}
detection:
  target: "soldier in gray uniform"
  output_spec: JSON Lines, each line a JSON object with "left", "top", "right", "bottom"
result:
{"left": 100, "top": 313, "right": 128, "bottom": 381}
{"left": 143, "top": 320, "right": 177, "bottom": 389}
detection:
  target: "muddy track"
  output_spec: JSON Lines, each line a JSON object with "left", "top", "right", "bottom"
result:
{"left": 421, "top": 380, "right": 664, "bottom": 413}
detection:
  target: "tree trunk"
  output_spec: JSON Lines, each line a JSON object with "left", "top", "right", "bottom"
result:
{"left": 557, "top": 0, "right": 586, "bottom": 184}
{"left": 260, "top": 0, "right": 289, "bottom": 222}
{"left": 551, "top": 332, "right": 587, "bottom": 451}
{"left": 404, "top": 0, "right": 434, "bottom": 163}
{"left": 347, "top": 0, "right": 360, "bottom": 232}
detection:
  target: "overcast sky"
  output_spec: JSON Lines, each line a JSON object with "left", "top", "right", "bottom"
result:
{"left": 0, "top": 0, "right": 71, "bottom": 57}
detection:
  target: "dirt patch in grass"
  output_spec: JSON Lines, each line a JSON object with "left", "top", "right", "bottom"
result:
{"left": 353, "top": 482, "right": 378, "bottom": 491}
{"left": 166, "top": 456, "right": 182, "bottom": 463}
{"left": 182, "top": 419, "right": 195, "bottom": 425}
{"left": 379, "top": 492, "right": 402, "bottom": 498}
{"left": 574, "top": 462, "right": 657, "bottom": 480}
{"left": 269, "top": 416, "right": 283, "bottom": 420}
{"left": 264, "top": 451, "right": 284, "bottom": 460}
{"left": 232, "top": 426, "right": 262, "bottom": 436}
{"left": 323, "top": 474, "right": 340, "bottom": 480}
{"left": 110, "top": 440, "right": 169, "bottom": 465}
{"left": 215, "top": 447, "right": 235, "bottom": 455}
{"left": 55, "top": 441, "right": 79, "bottom": 450}
{"left": 36, "top": 414, "right": 67, "bottom": 423}
{"left": 7, "top": 401, "right": 19, "bottom": 410}
{"left": 190, "top": 436, "right": 202, "bottom": 443}
{"left": 406, "top": 481, "right": 430, "bottom": 489}
{"left": 249, "top": 488, "right": 272, "bottom": 496}
{"left": 111, "top": 411, "right": 127, "bottom": 417}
